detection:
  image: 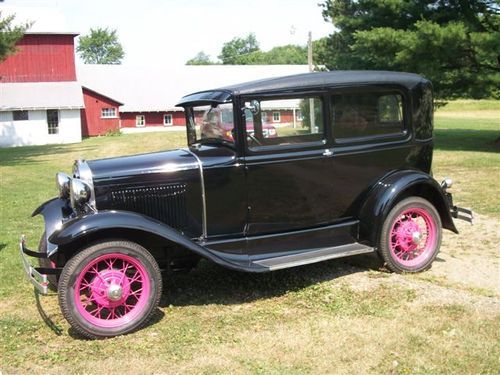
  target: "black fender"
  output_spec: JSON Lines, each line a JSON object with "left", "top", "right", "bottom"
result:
{"left": 32, "top": 197, "right": 72, "bottom": 256}
{"left": 45, "top": 209, "right": 264, "bottom": 272}
{"left": 357, "top": 170, "right": 458, "bottom": 246}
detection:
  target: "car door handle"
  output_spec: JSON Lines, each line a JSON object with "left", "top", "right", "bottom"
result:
{"left": 323, "top": 149, "right": 333, "bottom": 156}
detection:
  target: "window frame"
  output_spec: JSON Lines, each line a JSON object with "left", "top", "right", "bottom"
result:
{"left": 241, "top": 91, "right": 329, "bottom": 155}
{"left": 296, "top": 110, "right": 303, "bottom": 121}
{"left": 46, "top": 109, "right": 59, "bottom": 135}
{"left": 101, "top": 107, "right": 117, "bottom": 118}
{"left": 13, "top": 110, "right": 29, "bottom": 121}
{"left": 163, "top": 114, "right": 173, "bottom": 126}
{"left": 136, "top": 115, "right": 145, "bottom": 127}
{"left": 329, "top": 86, "right": 410, "bottom": 146}
{"left": 272, "top": 111, "right": 281, "bottom": 123}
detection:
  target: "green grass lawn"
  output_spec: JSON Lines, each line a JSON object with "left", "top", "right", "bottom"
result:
{"left": 0, "top": 103, "right": 498, "bottom": 373}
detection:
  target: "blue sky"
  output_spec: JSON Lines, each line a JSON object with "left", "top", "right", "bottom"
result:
{"left": 3, "top": 0, "right": 333, "bottom": 66}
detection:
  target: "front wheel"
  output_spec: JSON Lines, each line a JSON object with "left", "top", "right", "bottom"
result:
{"left": 58, "top": 240, "right": 162, "bottom": 339}
{"left": 379, "top": 197, "right": 442, "bottom": 273}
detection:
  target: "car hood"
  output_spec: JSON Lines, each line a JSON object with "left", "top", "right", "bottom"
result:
{"left": 87, "top": 148, "right": 199, "bottom": 184}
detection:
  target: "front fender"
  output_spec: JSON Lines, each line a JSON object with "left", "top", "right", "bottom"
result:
{"left": 47, "top": 210, "right": 262, "bottom": 272}
{"left": 358, "top": 170, "right": 458, "bottom": 246}
{"left": 32, "top": 197, "right": 72, "bottom": 256}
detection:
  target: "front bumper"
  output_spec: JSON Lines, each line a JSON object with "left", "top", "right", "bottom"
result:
{"left": 19, "top": 235, "right": 58, "bottom": 295}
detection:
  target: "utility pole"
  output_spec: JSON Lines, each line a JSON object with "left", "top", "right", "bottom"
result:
{"left": 308, "top": 31, "right": 313, "bottom": 73}
{"left": 308, "top": 31, "right": 316, "bottom": 133}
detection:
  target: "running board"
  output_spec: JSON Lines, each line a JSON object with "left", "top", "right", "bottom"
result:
{"left": 251, "top": 243, "right": 374, "bottom": 271}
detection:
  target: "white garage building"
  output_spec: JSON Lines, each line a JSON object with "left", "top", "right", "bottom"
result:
{"left": 0, "top": 82, "right": 84, "bottom": 147}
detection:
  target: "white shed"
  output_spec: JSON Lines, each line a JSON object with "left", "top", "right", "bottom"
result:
{"left": 0, "top": 81, "right": 84, "bottom": 147}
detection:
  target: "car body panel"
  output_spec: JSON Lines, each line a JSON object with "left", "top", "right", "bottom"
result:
{"left": 25, "top": 71, "right": 465, "bottom": 278}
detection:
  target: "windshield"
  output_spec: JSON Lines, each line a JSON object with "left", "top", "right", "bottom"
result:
{"left": 186, "top": 103, "right": 235, "bottom": 146}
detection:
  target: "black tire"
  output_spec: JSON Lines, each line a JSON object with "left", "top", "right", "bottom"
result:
{"left": 58, "top": 240, "right": 162, "bottom": 339}
{"left": 379, "top": 197, "right": 442, "bottom": 273}
{"left": 38, "top": 232, "right": 58, "bottom": 291}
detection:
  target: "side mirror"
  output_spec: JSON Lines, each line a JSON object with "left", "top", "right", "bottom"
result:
{"left": 243, "top": 100, "right": 260, "bottom": 115}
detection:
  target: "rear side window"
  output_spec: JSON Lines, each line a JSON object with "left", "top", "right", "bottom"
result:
{"left": 331, "top": 92, "right": 404, "bottom": 140}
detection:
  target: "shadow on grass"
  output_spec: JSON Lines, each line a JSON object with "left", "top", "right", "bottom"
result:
{"left": 34, "top": 289, "right": 63, "bottom": 336}
{"left": 39, "top": 253, "right": 385, "bottom": 339}
{"left": 162, "top": 253, "right": 383, "bottom": 308}
{"left": 67, "top": 309, "right": 166, "bottom": 340}
{"left": 0, "top": 143, "right": 98, "bottom": 166}
{"left": 0, "top": 243, "right": 6, "bottom": 252}
{"left": 434, "top": 128, "right": 500, "bottom": 153}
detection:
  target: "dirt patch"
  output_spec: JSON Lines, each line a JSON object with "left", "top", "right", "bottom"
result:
{"left": 431, "top": 214, "right": 499, "bottom": 295}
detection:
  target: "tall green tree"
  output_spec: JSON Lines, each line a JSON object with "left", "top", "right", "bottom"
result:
{"left": 0, "top": 12, "right": 30, "bottom": 62}
{"left": 77, "top": 28, "right": 124, "bottom": 64}
{"left": 319, "top": 0, "right": 500, "bottom": 98}
{"left": 218, "top": 33, "right": 260, "bottom": 64}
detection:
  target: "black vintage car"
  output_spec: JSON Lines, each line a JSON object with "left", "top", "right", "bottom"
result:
{"left": 21, "top": 71, "right": 472, "bottom": 339}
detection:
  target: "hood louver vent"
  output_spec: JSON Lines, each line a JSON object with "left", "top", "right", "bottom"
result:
{"left": 110, "top": 183, "right": 187, "bottom": 230}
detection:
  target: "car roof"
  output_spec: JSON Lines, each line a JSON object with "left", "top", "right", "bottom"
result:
{"left": 219, "top": 70, "right": 427, "bottom": 95}
{"left": 176, "top": 70, "right": 428, "bottom": 106}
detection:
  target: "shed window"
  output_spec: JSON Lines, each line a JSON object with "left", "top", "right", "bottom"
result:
{"left": 272, "top": 112, "right": 281, "bottom": 122}
{"left": 47, "top": 110, "right": 59, "bottom": 135}
{"left": 332, "top": 92, "right": 404, "bottom": 140}
{"left": 13, "top": 111, "right": 29, "bottom": 121}
{"left": 101, "top": 108, "right": 117, "bottom": 118}
{"left": 136, "top": 115, "right": 145, "bottom": 127}
{"left": 164, "top": 114, "right": 173, "bottom": 126}
{"left": 296, "top": 110, "right": 303, "bottom": 121}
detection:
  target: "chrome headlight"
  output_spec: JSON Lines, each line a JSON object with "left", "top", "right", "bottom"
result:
{"left": 56, "top": 172, "right": 71, "bottom": 199}
{"left": 70, "top": 178, "right": 92, "bottom": 207}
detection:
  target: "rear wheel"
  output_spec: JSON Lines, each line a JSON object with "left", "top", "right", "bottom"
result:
{"left": 58, "top": 240, "right": 162, "bottom": 339}
{"left": 379, "top": 197, "right": 442, "bottom": 273}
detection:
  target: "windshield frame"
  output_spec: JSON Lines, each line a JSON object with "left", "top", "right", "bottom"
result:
{"left": 184, "top": 101, "right": 237, "bottom": 148}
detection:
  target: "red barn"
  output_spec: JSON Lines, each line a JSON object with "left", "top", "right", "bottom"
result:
{"left": 81, "top": 87, "right": 123, "bottom": 136}
{"left": 0, "top": 32, "right": 85, "bottom": 147}
{"left": 0, "top": 32, "right": 77, "bottom": 83}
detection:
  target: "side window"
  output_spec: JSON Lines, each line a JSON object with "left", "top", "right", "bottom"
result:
{"left": 244, "top": 97, "right": 324, "bottom": 150}
{"left": 136, "top": 115, "right": 145, "bottom": 127}
{"left": 332, "top": 92, "right": 404, "bottom": 140}
{"left": 47, "top": 110, "right": 59, "bottom": 135}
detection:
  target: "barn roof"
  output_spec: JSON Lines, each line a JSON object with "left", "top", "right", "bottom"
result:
{"left": 77, "top": 65, "right": 311, "bottom": 112}
{"left": 0, "top": 81, "right": 84, "bottom": 111}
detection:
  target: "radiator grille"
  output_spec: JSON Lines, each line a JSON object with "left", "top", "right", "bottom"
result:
{"left": 110, "top": 183, "right": 187, "bottom": 230}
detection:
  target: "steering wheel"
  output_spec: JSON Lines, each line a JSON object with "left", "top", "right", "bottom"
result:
{"left": 247, "top": 133, "right": 262, "bottom": 146}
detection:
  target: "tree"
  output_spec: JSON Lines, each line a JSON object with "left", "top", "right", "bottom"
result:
{"left": 217, "top": 33, "right": 309, "bottom": 65}
{"left": 186, "top": 51, "right": 217, "bottom": 65}
{"left": 0, "top": 12, "right": 30, "bottom": 63}
{"left": 319, "top": 0, "right": 500, "bottom": 98}
{"left": 258, "top": 45, "right": 308, "bottom": 64}
{"left": 218, "top": 33, "right": 260, "bottom": 64}
{"left": 77, "top": 28, "right": 124, "bottom": 64}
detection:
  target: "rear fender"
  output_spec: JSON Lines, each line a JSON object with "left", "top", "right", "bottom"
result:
{"left": 357, "top": 170, "right": 458, "bottom": 246}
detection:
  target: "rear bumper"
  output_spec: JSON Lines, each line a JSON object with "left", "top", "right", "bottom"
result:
{"left": 19, "top": 235, "right": 57, "bottom": 295}
{"left": 451, "top": 205, "right": 474, "bottom": 225}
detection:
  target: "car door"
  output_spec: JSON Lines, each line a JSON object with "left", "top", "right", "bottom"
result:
{"left": 327, "top": 87, "right": 415, "bottom": 219}
{"left": 242, "top": 94, "right": 340, "bottom": 249}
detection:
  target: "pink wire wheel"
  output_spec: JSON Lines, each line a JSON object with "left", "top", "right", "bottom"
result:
{"left": 389, "top": 207, "right": 437, "bottom": 268}
{"left": 74, "top": 253, "right": 151, "bottom": 328}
